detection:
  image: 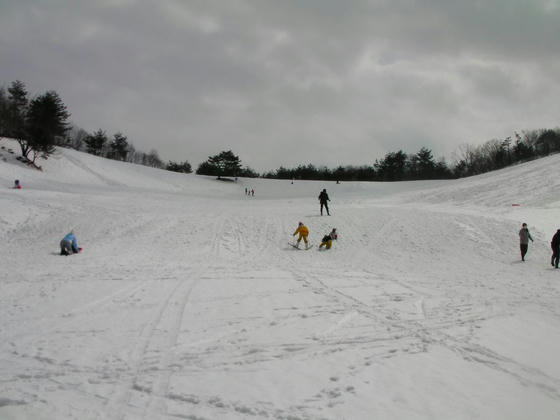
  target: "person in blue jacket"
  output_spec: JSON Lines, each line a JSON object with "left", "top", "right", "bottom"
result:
{"left": 60, "top": 230, "right": 80, "bottom": 255}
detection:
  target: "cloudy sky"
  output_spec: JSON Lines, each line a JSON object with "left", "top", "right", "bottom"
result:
{"left": 1, "top": 0, "right": 559, "bottom": 171}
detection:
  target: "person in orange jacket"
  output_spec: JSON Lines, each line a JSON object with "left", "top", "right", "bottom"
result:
{"left": 293, "top": 222, "right": 309, "bottom": 248}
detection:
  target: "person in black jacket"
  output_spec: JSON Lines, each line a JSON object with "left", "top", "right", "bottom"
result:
{"left": 519, "top": 223, "right": 533, "bottom": 261}
{"left": 318, "top": 189, "right": 330, "bottom": 216}
{"left": 551, "top": 229, "right": 560, "bottom": 269}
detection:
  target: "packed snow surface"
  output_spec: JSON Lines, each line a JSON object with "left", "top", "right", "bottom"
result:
{"left": 2, "top": 138, "right": 560, "bottom": 420}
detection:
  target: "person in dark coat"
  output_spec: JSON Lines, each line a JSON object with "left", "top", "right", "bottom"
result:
{"left": 519, "top": 223, "right": 534, "bottom": 261}
{"left": 551, "top": 229, "right": 560, "bottom": 269}
{"left": 318, "top": 189, "right": 330, "bottom": 216}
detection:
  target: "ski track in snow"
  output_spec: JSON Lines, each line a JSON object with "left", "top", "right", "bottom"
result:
{"left": 2, "top": 139, "right": 560, "bottom": 419}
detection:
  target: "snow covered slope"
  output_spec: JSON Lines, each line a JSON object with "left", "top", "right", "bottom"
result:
{"left": 2, "top": 138, "right": 560, "bottom": 420}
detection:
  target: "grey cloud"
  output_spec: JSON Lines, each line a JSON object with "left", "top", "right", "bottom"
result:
{"left": 1, "top": 0, "right": 559, "bottom": 171}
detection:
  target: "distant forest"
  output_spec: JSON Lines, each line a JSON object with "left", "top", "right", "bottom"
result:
{"left": 1, "top": 80, "right": 559, "bottom": 181}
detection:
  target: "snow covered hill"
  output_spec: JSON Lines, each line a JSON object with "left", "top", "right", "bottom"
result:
{"left": 2, "top": 138, "right": 560, "bottom": 420}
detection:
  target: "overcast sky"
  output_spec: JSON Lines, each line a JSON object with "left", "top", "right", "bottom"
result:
{"left": 1, "top": 0, "right": 559, "bottom": 171}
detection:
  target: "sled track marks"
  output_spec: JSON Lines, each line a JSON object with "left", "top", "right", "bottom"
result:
{"left": 313, "top": 270, "right": 558, "bottom": 395}
{"left": 64, "top": 153, "right": 123, "bottom": 187}
{"left": 209, "top": 213, "right": 281, "bottom": 263}
{"left": 142, "top": 271, "right": 199, "bottom": 419}
{"left": 103, "top": 267, "right": 201, "bottom": 420}
{"left": 287, "top": 267, "right": 547, "bottom": 390}
{"left": 1, "top": 276, "right": 155, "bottom": 355}
{"left": 216, "top": 215, "right": 248, "bottom": 258}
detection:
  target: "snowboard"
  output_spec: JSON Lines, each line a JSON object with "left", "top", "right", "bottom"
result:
{"left": 289, "top": 243, "right": 312, "bottom": 250}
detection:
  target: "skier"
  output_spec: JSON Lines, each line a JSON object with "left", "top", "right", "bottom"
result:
{"left": 519, "top": 223, "right": 533, "bottom": 261}
{"left": 293, "top": 222, "right": 309, "bottom": 248}
{"left": 13, "top": 179, "right": 21, "bottom": 189}
{"left": 551, "top": 229, "right": 560, "bottom": 269}
{"left": 318, "top": 189, "right": 330, "bottom": 216}
{"left": 319, "top": 228, "right": 338, "bottom": 250}
{"left": 60, "top": 230, "right": 80, "bottom": 256}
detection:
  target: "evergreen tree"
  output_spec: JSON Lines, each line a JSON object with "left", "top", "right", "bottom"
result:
{"left": 109, "top": 132, "right": 129, "bottom": 161}
{"left": 196, "top": 160, "right": 218, "bottom": 176}
{"left": 0, "top": 86, "right": 7, "bottom": 135}
{"left": 3, "top": 81, "right": 29, "bottom": 157}
{"left": 85, "top": 129, "right": 107, "bottom": 156}
{"left": 415, "top": 147, "right": 436, "bottom": 179}
{"left": 6, "top": 80, "right": 28, "bottom": 137}
{"left": 238, "top": 166, "right": 259, "bottom": 178}
{"left": 536, "top": 129, "right": 560, "bottom": 155}
{"left": 166, "top": 160, "right": 192, "bottom": 173}
{"left": 374, "top": 150, "right": 407, "bottom": 181}
{"left": 200, "top": 150, "right": 242, "bottom": 178}
{"left": 25, "top": 90, "right": 70, "bottom": 163}
{"left": 512, "top": 132, "right": 534, "bottom": 161}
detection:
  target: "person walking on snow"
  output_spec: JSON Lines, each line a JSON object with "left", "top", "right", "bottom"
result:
{"left": 551, "top": 229, "right": 560, "bottom": 269}
{"left": 519, "top": 223, "right": 533, "bottom": 261}
{"left": 293, "top": 222, "right": 309, "bottom": 248}
{"left": 60, "top": 230, "right": 80, "bottom": 256}
{"left": 319, "top": 228, "right": 338, "bottom": 250}
{"left": 319, "top": 189, "right": 330, "bottom": 216}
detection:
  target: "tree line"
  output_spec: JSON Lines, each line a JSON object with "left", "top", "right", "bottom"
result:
{"left": 195, "top": 129, "right": 560, "bottom": 181}
{"left": 0, "top": 80, "right": 192, "bottom": 173}
{"left": 262, "top": 147, "right": 452, "bottom": 181}
{"left": 1, "top": 80, "right": 558, "bottom": 181}
{"left": 262, "top": 128, "right": 560, "bottom": 182}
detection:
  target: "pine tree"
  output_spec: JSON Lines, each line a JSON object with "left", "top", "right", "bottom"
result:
{"left": 197, "top": 150, "right": 242, "bottom": 178}
{"left": 109, "top": 132, "right": 129, "bottom": 161}
{"left": 166, "top": 160, "right": 192, "bottom": 173}
{"left": 3, "top": 81, "right": 30, "bottom": 157}
{"left": 415, "top": 147, "right": 436, "bottom": 179}
{"left": 25, "top": 90, "right": 70, "bottom": 164}
{"left": 85, "top": 129, "right": 108, "bottom": 156}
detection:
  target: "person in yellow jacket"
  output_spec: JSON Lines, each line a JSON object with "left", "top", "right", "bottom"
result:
{"left": 293, "top": 222, "right": 309, "bottom": 248}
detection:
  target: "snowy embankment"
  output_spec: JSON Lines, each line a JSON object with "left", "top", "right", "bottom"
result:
{"left": 1, "top": 137, "right": 560, "bottom": 420}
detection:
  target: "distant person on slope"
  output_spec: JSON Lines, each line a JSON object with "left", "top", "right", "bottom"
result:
{"left": 519, "top": 223, "right": 534, "bottom": 262}
{"left": 319, "top": 228, "right": 338, "bottom": 250}
{"left": 13, "top": 179, "right": 21, "bottom": 189}
{"left": 551, "top": 229, "right": 560, "bottom": 269}
{"left": 293, "top": 222, "right": 309, "bottom": 248}
{"left": 318, "top": 189, "right": 330, "bottom": 216}
{"left": 60, "top": 230, "right": 80, "bottom": 256}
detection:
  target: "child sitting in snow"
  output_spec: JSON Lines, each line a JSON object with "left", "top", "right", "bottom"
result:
{"left": 60, "top": 230, "right": 80, "bottom": 255}
{"left": 319, "top": 228, "right": 338, "bottom": 250}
